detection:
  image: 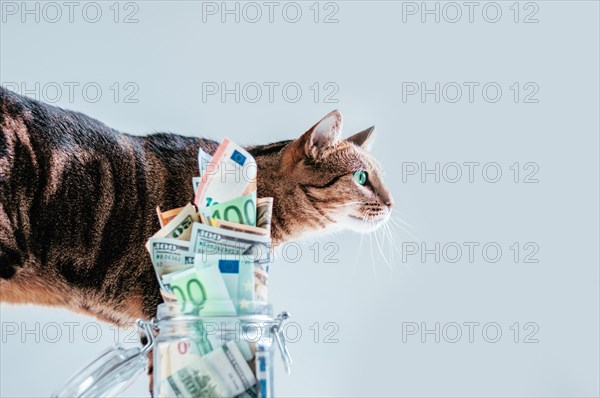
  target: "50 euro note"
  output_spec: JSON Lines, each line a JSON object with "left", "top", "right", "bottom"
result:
{"left": 194, "top": 138, "right": 257, "bottom": 209}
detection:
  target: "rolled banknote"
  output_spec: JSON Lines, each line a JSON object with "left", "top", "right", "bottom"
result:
{"left": 256, "top": 197, "right": 273, "bottom": 232}
{"left": 162, "top": 263, "right": 237, "bottom": 316}
{"left": 194, "top": 138, "right": 257, "bottom": 209}
{"left": 200, "top": 191, "right": 257, "bottom": 226}
{"left": 255, "top": 345, "right": 270, "bottom": 398}
{"left": 146, "top": 238, "right": 194, "bottom": 291}
{"left": 162, "top": 341, "right": 256, "bottom": 398}
{"left": 254, "top": 267, "right": 268, "bottom": 303}
{"left": 188, "top": 222, "right": 271, "bottom": 264}
{"left": 147, "top": 203, "right": 200, "bottom": 247}
{"left": 210, "top": 218, "right": 269, "bottom": 237}
{"left": 156, "top": 205, "right": 186, "bottom": 228}
{"left": 157, "top": 343, "right": 174, "bottom": 398}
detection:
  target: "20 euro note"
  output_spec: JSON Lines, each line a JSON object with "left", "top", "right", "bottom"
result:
{"left": 162, "top": 341, "right": 256, "bottom": 398}
{"left": 194, "top": 138, "right": 257, "bottom": 209}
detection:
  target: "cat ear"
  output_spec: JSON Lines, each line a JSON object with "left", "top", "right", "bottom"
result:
{"left": 283, "top": 110, "right": 343, "bottom": 166}
{"left": 347, "top": 126, "right": 375, "bottom": 150}
{"left": 303, "top": 109, "right": 343, "bottom": 159}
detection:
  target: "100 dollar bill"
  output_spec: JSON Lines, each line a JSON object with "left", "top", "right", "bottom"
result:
{"left": 147, "top": 238, "right": 194, "bottom": 291}
{"left": 189, "top": 222, "right": 270, "bottom": 263}
{"left": 162, "top": 341, "right": 256, "bottom": 398}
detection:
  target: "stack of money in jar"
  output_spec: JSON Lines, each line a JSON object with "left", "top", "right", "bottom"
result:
{"left": 145, "top": 138, "right": 274, "bottom": 397}
{"left": 146, "top": 137, "right": 273, "bottom": 315}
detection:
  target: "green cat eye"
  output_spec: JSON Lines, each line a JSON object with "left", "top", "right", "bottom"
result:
{"left": 354, "top": 170, "right": 368, "bottom": 185}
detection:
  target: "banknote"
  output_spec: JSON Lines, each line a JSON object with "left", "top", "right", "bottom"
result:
{"left": 254, "top": 345, "right": 270, "bottom": 398}
{"left": 157, "top": 343, "right": 174, "bottom": 398}
{"left": 162, "top": 261, "right": 237, "bottom": 316}
{"left": 148, "top": 203, "right": 200, "bottom": 247}
{"left": 211, "top": 218, "right": 269, "bottom": 237}
{"left": 188, "top": 222, "right": 271, "bottom": 264}
{"left": 200, "top": 191, "right": 257, "bottom": 226}
{"left": 194, "top": 138, "right": 257, "bottom": 209}
{"left": 192, "top": 177, "right": 201, "bottom": 193}
{"left": 147, "top": 238, "right": 194, "bottom": 291}
{"left": 156, "top": 205, "right": 185, "bottom": 228}
{"left": 256, "top": 197, "right": 273, "bottom": 231}
{"left": 198, "top": 147, "right": 212, "bottom": 176}
{"left": 254, "top": 267, "right": 268, "bottom": 303}
{"left": 200, "top": 255, "right": 256, "bottom": 312}
{"left": 162, "top": 341, "right": 256, "bottom": 398}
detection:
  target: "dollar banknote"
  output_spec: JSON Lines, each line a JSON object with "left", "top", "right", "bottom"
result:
{"left": 148, "top": 203, "right": 200, "bottom": 246}
{"left": 162, "top": 341, "right": 256, "bottom": 398}
{"left": 162, "top": 260, "right": 237, "bottom": 316}
{"left": 256, "top": 197, "right": 273, "bottom": 232}
{"left": 146, "top": 238, "right": 195, "bottom": 291}
{"left": 188, "top": 222, "right": 271, "bottom": 264}
{"left": 194, "top": 138, "right": 257, "bottom": 209}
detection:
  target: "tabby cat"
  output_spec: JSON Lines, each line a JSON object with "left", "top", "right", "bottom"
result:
{"left": 0, "top": 85, "right": 393, "bottom": 325}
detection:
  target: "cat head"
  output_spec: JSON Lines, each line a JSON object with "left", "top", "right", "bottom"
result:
{"left": 279, "top": 110, "right": 394, "bottom": 236}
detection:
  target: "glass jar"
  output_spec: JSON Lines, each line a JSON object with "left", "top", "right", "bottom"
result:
{"left": 53, "top": 303, "right": 292, "bottom": 398}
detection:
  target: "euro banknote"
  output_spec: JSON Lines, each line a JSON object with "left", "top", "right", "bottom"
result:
{"left": 162, "top": 263, "right": 237, "bottom": 316}
{"left": 194, "top": 138, "right": 257, "bottom": 208}
{"left": 201, "top": 191, "right": 257, "bottom": 226}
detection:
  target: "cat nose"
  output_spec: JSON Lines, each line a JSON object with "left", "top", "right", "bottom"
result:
{"left": 384, "top": 198, "right": 394, "bottom": 209}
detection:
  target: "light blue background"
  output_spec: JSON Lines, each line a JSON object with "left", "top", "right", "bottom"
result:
{"left": 1, "top": 1, "right": 599, "bottom": 397}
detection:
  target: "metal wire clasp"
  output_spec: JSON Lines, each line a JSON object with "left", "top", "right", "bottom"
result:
{"left": 136, "top": 318, "right": 158, "bottom": 355}
{"left": 272, "top": 311, "right": 293, "bottom": 374}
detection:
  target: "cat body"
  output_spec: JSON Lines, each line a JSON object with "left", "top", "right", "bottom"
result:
{"left": 0, "top": 86, "right": 393, "bottom": 325}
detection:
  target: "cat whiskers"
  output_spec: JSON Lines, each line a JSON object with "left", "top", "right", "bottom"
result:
{"left": 383, "top": 213, "right": 413, "bottom": 273}
{"left": 367, "top": 217, "right": 377, "bottom": 276}
{"left": 373, "top": 219, "right": 392, "bottom": 270}
{"left": 350, "top": 211, "right": 369, "bottom": 276}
